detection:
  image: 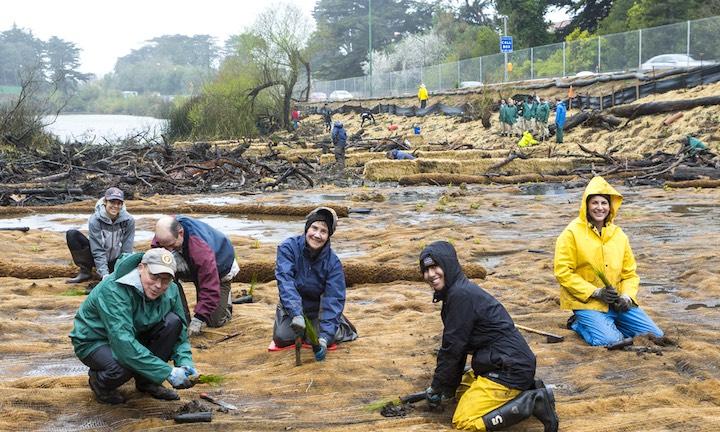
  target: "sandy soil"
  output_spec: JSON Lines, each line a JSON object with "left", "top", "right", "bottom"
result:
{"left": 0, "top": 181, "right": 718, "bottom": 431}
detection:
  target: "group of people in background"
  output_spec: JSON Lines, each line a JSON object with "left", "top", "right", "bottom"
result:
{"left": 498, "top": 96, "right": 558, "bottom": 142}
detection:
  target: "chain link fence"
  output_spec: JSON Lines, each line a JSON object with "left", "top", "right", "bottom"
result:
{"left": 309, "top": 16, "right": 720, "bottom": 100}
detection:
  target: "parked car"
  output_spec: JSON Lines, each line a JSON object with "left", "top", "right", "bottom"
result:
{"left": 309, "top": 92, "right": 327, "bottom": 102}
{"left": 640, "top": 54, "right": 714, "bottom": 71}
{"left": 459, "top": 81, "right": 483, "bottom": 88}
{"left": 328, "top": 90, "right": 353, "bottom": 101}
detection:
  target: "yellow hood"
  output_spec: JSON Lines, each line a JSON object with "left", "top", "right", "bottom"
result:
{"left": 578, "top": 176, "right": 623, "bottom": 225}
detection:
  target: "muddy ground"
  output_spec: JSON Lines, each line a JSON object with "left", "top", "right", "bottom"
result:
{"left": 0, "top": 182, "right": 718, "bottom": 431}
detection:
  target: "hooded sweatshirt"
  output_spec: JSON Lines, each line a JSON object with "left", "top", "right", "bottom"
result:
{"left": 88, "top": 198, "right": 135, "bottom": 277}
{"left": 420, "top": 241, "right": 536, "bottom": 395}
{"left": 554, "top": 176, "right": 640, "bottom": 312}
{"left": 69, "top": 252, "right": 193, "bottom": 384}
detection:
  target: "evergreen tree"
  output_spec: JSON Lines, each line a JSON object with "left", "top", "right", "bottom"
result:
{"left": 309, "top": 0, "right": 434, "bottom": 80}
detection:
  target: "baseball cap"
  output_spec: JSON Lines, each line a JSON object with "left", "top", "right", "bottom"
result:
{"left": 141, "top": 248, "right": 176, "bottom": 276}
{"left": 104, "top": 187, "right": 125, "bottom": 202}
{"left": 419, "top": 254, "right": 437, "bottom": 273}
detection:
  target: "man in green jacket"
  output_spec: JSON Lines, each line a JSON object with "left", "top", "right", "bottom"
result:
{"left": 535, "top": 98, "right": 550, "bottom": 141}
{"left": 70, "top": 248, "right": 199, "bottom": 404}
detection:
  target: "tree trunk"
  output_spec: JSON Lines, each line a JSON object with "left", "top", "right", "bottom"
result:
{"left": 607, "top": 96, "right": 720, "bottom": 119}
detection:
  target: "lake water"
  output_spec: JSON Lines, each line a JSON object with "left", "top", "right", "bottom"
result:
{"left": 43, "top": 114, "right": 167, "bottom": 142}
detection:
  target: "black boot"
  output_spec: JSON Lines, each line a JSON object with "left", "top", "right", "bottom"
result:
{"left": 67, "top": 247, "right": 94, "bottom": 284}
{"left": 533, "top": 386, "right": 559, "bottom": 432}
{"left": 136, "top": 381, "right": 179, "bottom": 401}
{"left": 88, "top": 371, "right": 125, "bottom": 405}
{"left": 482, "top": 387, "right": 558, "bottom": 432}
{"left": 66, "top": 268, "right": 92, "bottom": 284}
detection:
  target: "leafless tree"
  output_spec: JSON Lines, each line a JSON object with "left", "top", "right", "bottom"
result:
{"left": 0, "top": 63, "right": 66, "bottom": 148}
{"left": 247, "top": 3, "right": 313, "bottom": 131}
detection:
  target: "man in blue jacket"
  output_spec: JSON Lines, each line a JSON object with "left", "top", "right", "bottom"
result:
{"left": 420, "top": 241, "right": 558, "bottom": 431}
{"left": 154, "top": 215, "right": 239, "bottom": 337}
{"left": 70, "top": 248, "right": 198, "bottom": 404}
{"left": 273, "top": 207, "right": 358, "bottom": 361}
{"left": 554, "top": 99, "right": 567, "bottom": 144}
{"left": 331, "top": 121, "right": 347, "bottom": 170}
{"left": 386, "top": 149, "right": 416, "bottom": 160}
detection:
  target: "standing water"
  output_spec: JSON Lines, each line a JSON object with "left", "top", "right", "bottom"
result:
{"left": 43, "top": 114, "right": 167, "bottom": 142}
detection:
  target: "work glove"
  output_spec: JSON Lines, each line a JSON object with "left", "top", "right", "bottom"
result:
{"left": 593, "top": 286, "right": 619, "bottom": 305}
{"left": 182, "top": 365, "right": 200, "bottom": 381}
{"left": 314, "top": 337, "right": 328, "bottom": 362}
{"left": 290, "top": 315, "right": 306, "bottom": 336}
{"left": 167, "top": 367, "right": 192, "bottom": 389}
{"left": 425, "top": 386, "right": 443, "bottom": 409}
{"left": 188, "top": 317, "right": 206, "bottom": 337}
{"left": 613, "top": 295, "right": 634, "bottom": 313}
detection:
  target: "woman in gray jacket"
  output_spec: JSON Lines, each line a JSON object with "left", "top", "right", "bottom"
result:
{"left": 66, "top": 187, "right": 135, "bottom": 286}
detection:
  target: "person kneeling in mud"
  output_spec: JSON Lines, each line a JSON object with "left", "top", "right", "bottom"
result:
{"left": 420, "top": 241, "right": 558, "bottom": 431}
{"left": 70, "top": 248, "right": 199, "bottom": 405}
{"left": 65, "top": 187, "right": 135, "bottom": 287}
{"left": 554, "top": 176, "right": 663, "bottom": 347}
{"left": 272, "top": 207, "right": 358, "bottom": 361}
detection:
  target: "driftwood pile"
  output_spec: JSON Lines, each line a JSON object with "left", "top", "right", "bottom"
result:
{"left": 575, "top": 139, "right": 720, "bottom": 187}
{"left": 0, "top": 140, "right": 350, "bottom": 206}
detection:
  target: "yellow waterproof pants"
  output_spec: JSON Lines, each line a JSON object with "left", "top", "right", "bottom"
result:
{"left": 452, "top": 371, "right": 521, "bottom": 431}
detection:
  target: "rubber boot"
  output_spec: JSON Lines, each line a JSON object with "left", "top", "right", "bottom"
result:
{"left": 67, "top": 247, "right": 94, "bottom": 284}
{"left": 482, "top": 387, "right": 558, "bottom": 432}
{"left": 66, "top": 268, "right": 92, "bottom": 284}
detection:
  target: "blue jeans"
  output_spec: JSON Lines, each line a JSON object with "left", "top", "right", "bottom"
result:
{"left": 571, "top": 308, "right": 663, "bottom": 346}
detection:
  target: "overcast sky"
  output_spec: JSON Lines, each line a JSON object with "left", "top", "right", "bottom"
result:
{"left": 1, "top": 0, "right": 319, "bottom": 77}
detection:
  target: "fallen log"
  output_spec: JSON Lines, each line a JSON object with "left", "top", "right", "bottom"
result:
{"left": 664, "top": 179, "right": 720, "bottom": 188}
{"left": 669, "top": 166, "right": 720, "bottom": 181}
{"left": 398, "top": 173, "right": 576, "bottom": 186}
{"left": 607, "top": 96, "right": 720, "bottom": 119}
{"left": 0, "top": 203, "right": 350, "bottom": 218}
{"left": 0, "top": 260, "right": 487, "bottom": 286}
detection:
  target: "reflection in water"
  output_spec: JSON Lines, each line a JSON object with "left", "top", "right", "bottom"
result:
{"left": 0, "top": 213, "right": 304, "bottom": 244}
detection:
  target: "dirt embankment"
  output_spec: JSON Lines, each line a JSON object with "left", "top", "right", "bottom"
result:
{"left": 306, "top": 81, "right": 720, "bottom": 159}
{"left": 0, "top": 184, "right": 718, "bottom": 431}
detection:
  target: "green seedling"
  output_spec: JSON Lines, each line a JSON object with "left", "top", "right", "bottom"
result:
{"left": 61, "top": 287, "right": 86, "bottom": 296}
{"left": 592, "top": 266, "right": 612, "bottom": 288}
{"left": 304, "top": 315, "right": 319, "bottom": 345}
{"left": 248, "top": 273, "right": 257, "bottom": 296}
{"left": 196, "top": 374, "right": 225, "bottom": 386}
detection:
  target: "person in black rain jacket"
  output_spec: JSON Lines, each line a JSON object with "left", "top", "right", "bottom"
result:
{"left": 420, "top": 241, "right": 558, "bottom": 431}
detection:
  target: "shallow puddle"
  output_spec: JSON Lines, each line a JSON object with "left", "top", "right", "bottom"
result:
{"left": 0, "top": 213, "right": 306, "bottom": 244}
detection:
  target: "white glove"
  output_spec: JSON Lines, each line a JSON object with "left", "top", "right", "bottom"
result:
{"left": 167, "top": 367, "right": 192, "bottom": 389}
{"left": 181, "top": 365, "right": 200, "bottom": 381}
{"left": 290, "top": 315, "right": 306, "bottom": 335}
{"left": 188, "top": 317, "right": 206, "bottom": 337}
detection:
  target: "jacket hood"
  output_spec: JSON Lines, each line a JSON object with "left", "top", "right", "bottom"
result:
{"left": 94, "top": 198, "right": 132, "bottom": 224}
{"left": 419, "top": 241, "right": 464, "bottom": 301}
{"left": 579, "top": 176, "right": 623, "bottom": 225}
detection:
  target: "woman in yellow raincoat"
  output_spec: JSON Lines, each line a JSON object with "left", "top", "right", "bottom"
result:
{"left": 554, "top": 176, "right": 663, "bottom": 346}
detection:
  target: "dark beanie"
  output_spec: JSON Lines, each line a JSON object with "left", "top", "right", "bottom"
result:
{"left": 305, "top": 207, "right": 336, "bottom": 237}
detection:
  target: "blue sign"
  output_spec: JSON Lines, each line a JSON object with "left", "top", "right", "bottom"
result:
{"left": 500, "top": 36, "right": 513, "bottom": 53}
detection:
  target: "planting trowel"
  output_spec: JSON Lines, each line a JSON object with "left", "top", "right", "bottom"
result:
{"left": 200, "top": 392, "right": 237, "bottom": 410}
